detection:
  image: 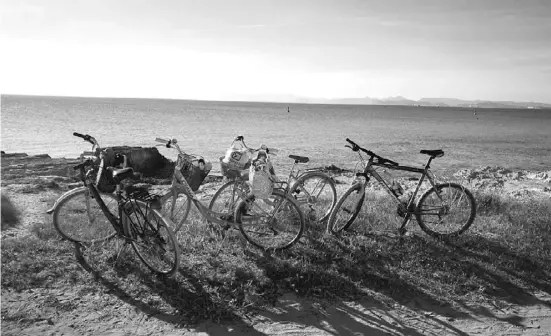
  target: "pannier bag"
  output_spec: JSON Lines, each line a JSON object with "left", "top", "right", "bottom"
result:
{"left": 221, "top": 138, "right": 251, "bottom": 171}
{"left": 249, "top": 151, "right": 274, "bottom": 199}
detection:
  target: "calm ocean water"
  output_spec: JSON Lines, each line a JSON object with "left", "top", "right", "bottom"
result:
{"left": 2, "top": 95, "right": 550, "bottom": 175}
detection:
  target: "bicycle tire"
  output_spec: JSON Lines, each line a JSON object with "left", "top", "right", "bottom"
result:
{"left": 52, "top": 186, "right": 118, "bottom": 243}
{"left": 291, "top": 171, "right": 337, "bottom": 223}
{"left": 415, "top": 183, "right": 476, "bottom": 239}
{"left": 234, "top": 189, "right": 305, "bottom": 251}
{"left": 161, "top": 192, "right": 191, "bottom": 233}
{"left": 123, "top": 199, "right": 180, "bottom": 276}
{"left": 328, "top": 183, "right": 365, "bottom": 234}
{"left": 208, "top": 180, "right": 244, "bottom": 220}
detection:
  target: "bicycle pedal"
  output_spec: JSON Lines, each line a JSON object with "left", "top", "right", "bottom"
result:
{"left": 398, "top": 227, "right": 407, "bottom": 236}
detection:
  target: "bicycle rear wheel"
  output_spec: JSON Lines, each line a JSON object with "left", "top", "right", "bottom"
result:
{"left": 328, "top": 183, "right": 365, "bottom": 233}
{"left": 123, "top": 199, "right": 180, "bottom": 276}
{"left": 52, "top": 187, "right": 118, "bottom": 243}
{"left": 291, "top": 172, "right": 337, "bottom": 223}
{"left": 415, "top": 183, "right": 476, "bottom": 238}
{"left": 234, "top": 189, "right": 304, "bottom": 251}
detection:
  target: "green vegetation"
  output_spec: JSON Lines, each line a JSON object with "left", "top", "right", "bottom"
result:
{"left": 2, "top": 190, "right": 550, "bottom": 325}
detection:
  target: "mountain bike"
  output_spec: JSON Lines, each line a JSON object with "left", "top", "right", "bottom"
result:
{"left": 209, "top": 136, "right": 337, "bottom": 228}
{"left": 47, "top": 132, "right": 180, "bottom": 276}
{"left": 155, "top": 137, "right": 305, "bottom": 251}
{"left": 328, "top": 138, "right": 476, "bottom": 238}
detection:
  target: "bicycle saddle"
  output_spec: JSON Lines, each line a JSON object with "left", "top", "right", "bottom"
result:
{"left": 289, "top": 155, "right": 309, "bottom": 163}
{"left": 108, "top": 167, "right": 135, "bottom": 183}
{"left": 420, "top": 149, "right": 444, "bottom": 157}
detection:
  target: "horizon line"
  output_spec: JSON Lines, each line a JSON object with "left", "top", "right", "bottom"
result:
{"left": 2, "top": 92, "right": 551, "bottom": 108}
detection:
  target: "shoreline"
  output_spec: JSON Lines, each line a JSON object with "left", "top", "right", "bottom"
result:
{"left": 2, "top": 150, "right": 550, "bottom": 201}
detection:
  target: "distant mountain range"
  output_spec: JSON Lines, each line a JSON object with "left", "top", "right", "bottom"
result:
{"left": 231, "top": 94, "right": 551, "bottom": 109}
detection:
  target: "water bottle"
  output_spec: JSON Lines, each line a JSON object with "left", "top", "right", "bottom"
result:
{"left": 382, "top": 169, "right": 403, "bottom": 196}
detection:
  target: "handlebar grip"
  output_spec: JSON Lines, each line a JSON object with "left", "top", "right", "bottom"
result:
{"left": 155, "top": 138, "right": 169, "bottom": 143}
{"left": 345, "top": 138, "right": 355, "bottom": 145}
{"left": 73, "top": 132, "right": 93, "bottom": 144}
{"left": 235, "top": 135, "right": 244, "bottom": 141}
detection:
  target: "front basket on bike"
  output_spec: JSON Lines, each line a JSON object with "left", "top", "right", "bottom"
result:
{"left": 181, "top": 159, "right": 212, "bottom": 191}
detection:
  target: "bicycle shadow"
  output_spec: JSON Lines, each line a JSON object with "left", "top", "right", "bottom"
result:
{"left": 74, "top": 244, "right": 267, "bottom": 335}
{"left": 276, "top": 226, "right": 551, "bottom": 325}
{"left": 243, "top": 248, "right": 471, "bottom": 335}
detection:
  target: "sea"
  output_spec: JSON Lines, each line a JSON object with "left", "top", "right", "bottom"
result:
{"left": 2, "top": 95, "right": 550, "bottom": 176}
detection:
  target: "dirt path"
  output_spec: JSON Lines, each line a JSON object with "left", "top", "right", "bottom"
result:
{"left": 2, "top": 285, "right": 550, "bottom": 335}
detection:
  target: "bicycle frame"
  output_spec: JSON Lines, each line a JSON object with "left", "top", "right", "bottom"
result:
{"left": 352, "top": 151, "right": 443, "bottom": 231}
{"left": 156, "top": 138, "right": 274, "bottom": 228}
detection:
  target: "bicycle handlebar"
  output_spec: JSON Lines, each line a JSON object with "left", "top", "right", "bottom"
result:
{"left": 233, "top": 135, "right": 278, "bottom": 155}
{"left": 73, "top": 132, "right": 95, "bottom": 144}
{"left": 345, "top": 138, "right": 399, "bottom": 166}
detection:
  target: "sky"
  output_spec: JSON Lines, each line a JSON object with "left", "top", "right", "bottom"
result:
{"left": 1, "top": 0, "right": 551, "bottom": 103}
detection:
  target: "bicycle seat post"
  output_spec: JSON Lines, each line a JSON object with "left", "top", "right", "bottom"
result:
{"left": 424, "top": 157, "right": 434, "bottom": 170}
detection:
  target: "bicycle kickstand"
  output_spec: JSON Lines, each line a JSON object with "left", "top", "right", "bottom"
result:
{"left": 398, "top": 216, "right": 412, "bottom": 236}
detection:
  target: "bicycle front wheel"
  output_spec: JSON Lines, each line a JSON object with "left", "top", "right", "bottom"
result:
{"left": 415, "top": 183, "right": 476, "bottom": 238}
{"left": 291, "top": 172, "right": 337, "bottom": 223}
{"left": 234, "top": 189, "right": 305, "bottom": 251}
{"left": 123, "top": 199, "right": 180, "bottom": 276}
{"left": 208, "top": 180, "right": 247, "bottom": 221}
{"left": 161, "top": 192, "right": 191, "bottom": 233}
{"left": 52, "top": 187, "right": 118, "bottom": 243}
{"left": 328, "top": 183, "right": 365, "bottom": 234}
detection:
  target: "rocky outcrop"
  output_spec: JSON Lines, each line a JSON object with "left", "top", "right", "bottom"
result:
{"left": 454, "top": 166, "right": 551, "bottom": 198}
{"left": 101, "top": 146, "right": 174, "bottom": 179}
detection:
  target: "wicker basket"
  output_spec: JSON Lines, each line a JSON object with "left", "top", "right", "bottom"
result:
{"left": 219, "top": 156, "right": 249, "bottom": 180}
{"left": 181, "top": 159, "right": 211, "bottom": 191}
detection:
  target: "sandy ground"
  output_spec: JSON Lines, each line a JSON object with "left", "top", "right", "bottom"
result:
{"left": 2, "top": 157, "right": 551, "bottom": 335}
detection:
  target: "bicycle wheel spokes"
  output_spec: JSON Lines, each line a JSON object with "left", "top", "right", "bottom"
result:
{"left": 209, "top": 181, "right": 243, "bottom": 219}
{"left": 237, "top": 191, "right": 304, "bottom": 250}
{"left": 329, "top": 184, "right": 365, "bottom": 233}
{"left": 53, "top": 188, "right": 118, "bottom": 243}
{"left": 125, "top": 200, "right": 179, "bottom": 276}
{"left": 76, "top": 236, "right": 126, "bottom": 274}
{"left": 161, "top": 193, "right": 191, "bottom": 233}
{"left": 294, "top": 174, "right": 336, "bottom": 224}
{"left": 416, "top": 183, "right": 476, "bottom": 237}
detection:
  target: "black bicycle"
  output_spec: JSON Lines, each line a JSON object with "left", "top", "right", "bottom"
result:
{"left": 328, "top": 138, "right": 476, "bottom": 238}
{"left": 47, "top": 132, "right": 180, "bottom": 276}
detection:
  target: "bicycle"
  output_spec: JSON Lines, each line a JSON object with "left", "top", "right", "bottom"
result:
{"left": 154, "top": 137, "right": 305, "bottom": 251}
{"left": 209, "top": 136, "right": 337, "bottom": 229}
{"left": 47, "top": 132, "right": 180, "bottom": 276}
{"left": 328, "top": 138, "right": 476, "bottom": 238}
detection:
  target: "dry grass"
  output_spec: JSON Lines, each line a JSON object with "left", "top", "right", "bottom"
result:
{"left": 2, "top": 189, "right": 550, "bottom": 324}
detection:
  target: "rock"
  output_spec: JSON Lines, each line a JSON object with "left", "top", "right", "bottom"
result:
{"left": 322, "top": 164, "right": 353, "bottom": 174}
{"left": 1, "top": 193, "right": 20, "bottom": 230}
{"left": 203, "top": 174, "right": 224, "bottom": 184}
{"left": 32, "top": 154, "right": 51, "bottom": 159}
{"left": 102, "top": 146, "right": 173, "bottom": 178}
{"left": 1, "top": 152, "right": 28, "bottom": 158}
